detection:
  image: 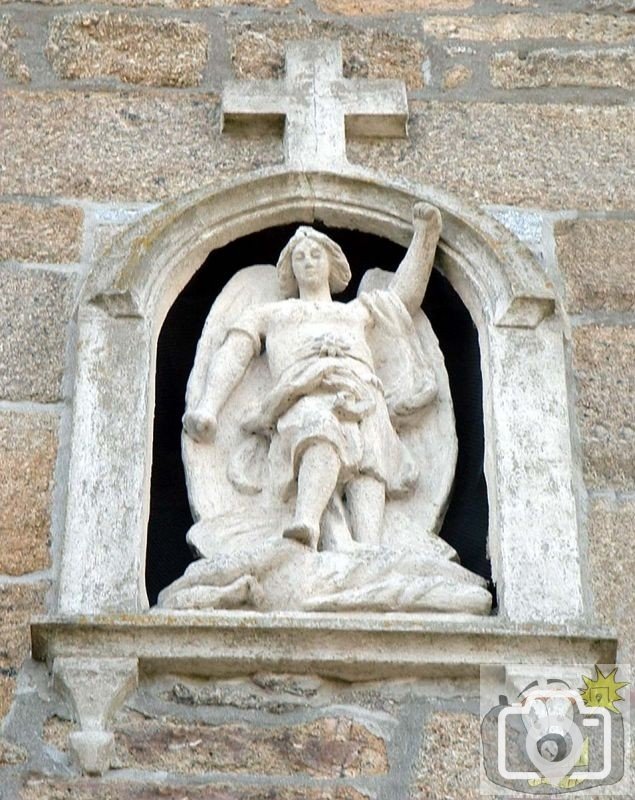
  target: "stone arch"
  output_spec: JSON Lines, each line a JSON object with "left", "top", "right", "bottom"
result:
{"left": 83, "top": 169, "right": 553, "bottom": 330}
{"left": 57, "top": 167, "right": 584, "bottom": 624}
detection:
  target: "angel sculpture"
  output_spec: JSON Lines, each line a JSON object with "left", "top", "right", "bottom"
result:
{"left": 158, "top": 203, "right": 492, "bottom": 615}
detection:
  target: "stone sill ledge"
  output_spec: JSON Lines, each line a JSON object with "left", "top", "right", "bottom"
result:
{"left": 32, "top": 612, "right": 617, "bottom": 682}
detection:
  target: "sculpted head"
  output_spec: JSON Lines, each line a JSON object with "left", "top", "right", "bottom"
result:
{"left": 276, "top": 227, "right": 352, "bottom": 298}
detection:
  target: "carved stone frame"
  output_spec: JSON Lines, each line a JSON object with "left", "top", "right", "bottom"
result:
{"left": 52, "top": 167, "right": 586, "bottom": 624}
{"left": 33, "top": 166, "right": 616, "bottom": 775}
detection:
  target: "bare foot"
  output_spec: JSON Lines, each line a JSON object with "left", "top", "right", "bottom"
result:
{"left": 283, "top": 522, "right": 320, "bottom": 549}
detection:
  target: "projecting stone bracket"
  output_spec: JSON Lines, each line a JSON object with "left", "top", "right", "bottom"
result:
{"left": 36, "top": 612, "right": 616, "bottom": 683}
{"left": 38, "top": 615, "right": 616, "bottom": 775}
{"left": 53, "top": 656, "right": 138, "bottom": 775}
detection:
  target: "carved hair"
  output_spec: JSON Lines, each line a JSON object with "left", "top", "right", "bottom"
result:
{"left": 276, "top": 226, "right": 352, "bottom": 298}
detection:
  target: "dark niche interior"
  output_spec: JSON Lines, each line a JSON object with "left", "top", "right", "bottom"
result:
{"left": 145, "top": 224, "right": 492, "bottom": 607}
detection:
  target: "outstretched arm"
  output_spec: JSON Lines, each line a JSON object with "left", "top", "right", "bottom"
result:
{"left": 390, "top": 202, "right": 442, "bottom": 316}
{"left": 183, "top": 331, "right": 256, "bottom": 443}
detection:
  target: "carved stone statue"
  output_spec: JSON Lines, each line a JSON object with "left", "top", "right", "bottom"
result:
{"left": 158, "top": 204, "right": 491, "bottom": 614}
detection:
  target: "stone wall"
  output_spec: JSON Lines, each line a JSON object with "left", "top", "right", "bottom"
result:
{"left": 7, "top": 666, "right": 483, "bottom": 799}
{"left": 0, "top": 0, "right": 633, "bottom": 797}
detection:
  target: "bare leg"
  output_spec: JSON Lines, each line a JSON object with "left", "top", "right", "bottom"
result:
{"left": 346, "top": 476, "right": 385, "bottom": 546}
{"left": 320, "top": 492, "right": 359, "bottom": 552}
{"left": 283, "top": 441, "right": 340, "bottom": 549}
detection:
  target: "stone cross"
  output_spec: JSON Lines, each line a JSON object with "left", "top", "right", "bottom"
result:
{"left": 222, "top": 39, "right": 408, "bottom": 171}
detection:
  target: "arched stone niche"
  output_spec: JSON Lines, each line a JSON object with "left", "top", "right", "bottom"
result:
{"left": 55, "top": 167, "right": 583, "bottom": 625}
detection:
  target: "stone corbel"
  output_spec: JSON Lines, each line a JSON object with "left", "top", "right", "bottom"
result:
{"left": 53, "top": 656, "right": 138, "bottom": 775}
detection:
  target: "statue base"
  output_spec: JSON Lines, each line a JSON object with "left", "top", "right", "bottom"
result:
{"left": 157, "top": 517, "right": 491, "bottom": 615}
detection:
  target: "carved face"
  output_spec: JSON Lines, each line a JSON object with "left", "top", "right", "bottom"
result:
{"left": 291, "top": 237, "right": 330, "bottom": 293}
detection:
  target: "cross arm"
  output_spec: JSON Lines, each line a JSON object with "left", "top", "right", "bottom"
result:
{"left": 221, "top": 81, "right": 290, "bottom": 133}
{"left": 336, "top": 80, "right": 408, "bottom": 138}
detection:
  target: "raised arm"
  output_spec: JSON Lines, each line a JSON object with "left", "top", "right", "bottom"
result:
{"left": 390, "top": 202, "right": 442, "bottom": 316}
{"left": 183, "top": 330, "right": 256, "bottom": 443}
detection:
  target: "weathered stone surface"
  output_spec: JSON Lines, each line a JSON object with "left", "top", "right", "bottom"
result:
{"left": 115, "top": 716, "right": 388, "bottom": 776}
{"left": 43, "top": 715, "right": 74, "bottom": 751}
{"left": 412, "top": 711, "right": 480, "bottom": 799}
{"left": 0, "top": 676, "right": 15, "bottom": 720}
{"left": 0, "top": 15, "right": 30, "bottom": 83}
{"left": 348, "top": 101, "right": 634, "bottom": 210}
{"left": 0, "top": 583, "right": 47, "bottom": 718}
{"left": 4, "top": 0, "right": 291, "bottom": 5}
{"left": 489, "top": 206, "right": 544, "bottom": 260}
{"left": 555, "top": 218, "right": 635, "bottom": 313}
{"left": 491, "top": 48, "right": 635, "bottom": 89}
{"left": 4, "top": 93, "right": 632, "bottom": 210}
{"left": 423, "top": 13, "right": 635, "bottom": 43}
{"left": 47, "top": 12, "right": 208, "bottom": 87}
{"left": 587, "top": 495, "right": 635, "bottom": 724}
{"left": 0, "top": 266, "right": 75, "bottom": 402}
{"left": 0, "top": 737, "right": 28, "bottom": 765}
{"left": 0, "top": 583, "right": 47, "bottom": 670}
{"left": 209, "top": 0, "right": 291, "bottom": 4}
{"left": 231, "top": 22, "right": 427, "bottom": 88}
{"left": 168, "top": 674, "right": 321, "bottom": 714}
{"left": 588, "top": 497, "right": 635, "bottom": 660}
{"left": 442, "top": 63, "right": 471, "bottom": 89}
{"left": 0, "top": 91, "right": 281, "bottom": 201}
{"left": 573, "top": 326, "right": 635, "bottom": 488}
{"left": 20, "top": 780, "right": 368, "bottom": 800}
{"left": 0, "top": 202, "right": 83, "bottom": 264}
{"left": 586, "top": 0, "right": 635, "bottom": 9}
{"left": 318, "top": 0, "right": 473, "bottom": 12}
{"left": 0, "top": 412, "right": 57, "bottom": 576}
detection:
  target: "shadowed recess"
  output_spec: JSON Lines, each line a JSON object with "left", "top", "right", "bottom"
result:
{"left": 146, "top": 224, "right": 492, "bottom": 607}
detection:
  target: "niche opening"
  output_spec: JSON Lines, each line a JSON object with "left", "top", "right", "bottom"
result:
{"left": 146, "top": 224, "right": 491, "bottom": 606}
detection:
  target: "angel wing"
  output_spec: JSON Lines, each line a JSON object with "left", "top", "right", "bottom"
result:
{"left": 182, "top": 264, "right": 283, "bottom": 528}
{"left": 359, "top": 268, "right": 457, "bottom": 549}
